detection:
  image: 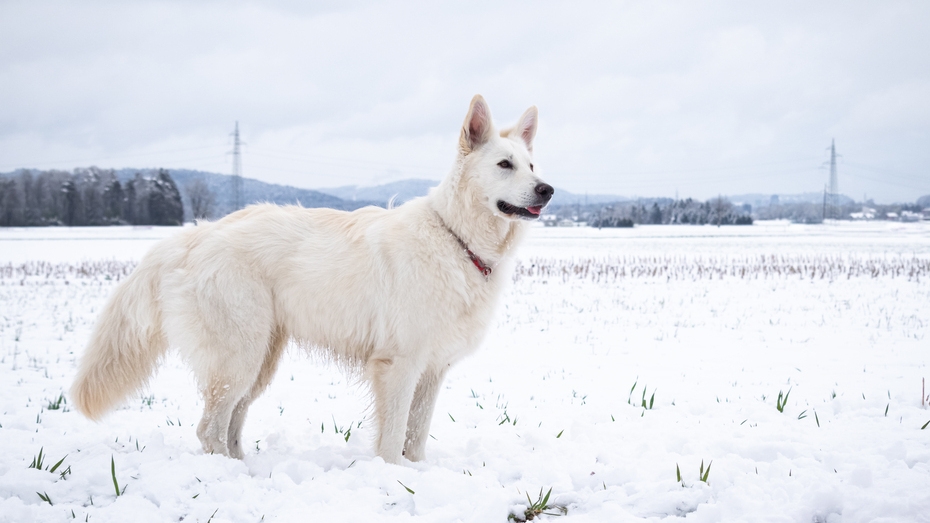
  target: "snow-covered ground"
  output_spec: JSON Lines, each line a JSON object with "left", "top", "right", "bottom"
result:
{"left": 1, "top": 221, "right": 929, "bottom": 522}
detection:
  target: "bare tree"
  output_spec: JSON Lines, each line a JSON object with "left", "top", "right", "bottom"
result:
{"left": 712, "top": 196, "right": 732, "bottom": 226}
{"left": 186, "top": 178, "right": 215, "bottom": 221}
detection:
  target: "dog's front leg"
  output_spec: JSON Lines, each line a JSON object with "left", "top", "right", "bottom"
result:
{"left": 404, "top": 366, "right": 449, "bottom": 462}
{"left": 368, "top": 356, "right": 421, "bottom": 464}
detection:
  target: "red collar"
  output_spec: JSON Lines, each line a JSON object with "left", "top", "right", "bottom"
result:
{"left": 463, "top": 243, "right": 492, "bottom": 277}
{"left": 437, "top": 214, "right": 492, "bottom": 278}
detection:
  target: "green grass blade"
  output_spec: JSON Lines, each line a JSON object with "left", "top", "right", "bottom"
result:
{"left": 49, "top": 455, "right": 67, "bottom": 473}
{"left": 31, "top": 447, "right": 45, "bottom": 470}
{"left": 701, "top": 460, "right": 713, "bottom": 483}
{"left": 111, "top": 455, "right": 120, "bottom": 497}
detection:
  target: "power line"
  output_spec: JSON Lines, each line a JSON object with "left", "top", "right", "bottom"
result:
{"left": 0, "top": 144, "right": 227, "bottom": 171}
{"left": 842, "top": 169, "right": 929, "bottom": 191}
{"left": 844, "top": 161, "right": 926, "bottom": 182}
{"left": 585, "top": 156, "right": 823, "bottom": 178}
{"left": 246, "top": 147, "right": 440, "bottom": 177}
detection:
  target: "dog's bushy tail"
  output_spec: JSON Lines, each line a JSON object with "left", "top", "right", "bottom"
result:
{"left": 71, "top": 257, "right": 168, "bottom": 420}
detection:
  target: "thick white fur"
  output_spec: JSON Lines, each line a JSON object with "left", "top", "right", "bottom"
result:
{"left": 71, "top": 95, "right": 548, "bottom": 464}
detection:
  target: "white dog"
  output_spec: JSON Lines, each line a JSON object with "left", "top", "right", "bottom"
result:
{"left": 71, "top": 95, "right": 553, "bottom": 464}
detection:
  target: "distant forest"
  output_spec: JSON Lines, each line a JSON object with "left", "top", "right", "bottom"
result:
{"left": 0, "top": 167, "right": 184, "bottom": 226}
{"left": 583, "top": 197, "right": 754, "bottom": 227}
{"left": 553, "top": 194, "right": 929, "bottom": 226}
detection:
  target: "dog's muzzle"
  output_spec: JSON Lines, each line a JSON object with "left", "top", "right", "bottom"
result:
{"left": 497, "top": 183, "right": 554, "bottom": 219}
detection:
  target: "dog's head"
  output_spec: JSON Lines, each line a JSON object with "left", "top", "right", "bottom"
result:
{"left": 457, "top": 95, "right": 553, "bottom": 221}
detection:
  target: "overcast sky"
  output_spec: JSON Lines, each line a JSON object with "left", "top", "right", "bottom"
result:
{"left": 1, "top": 1, "right": 928, "bottom": 202}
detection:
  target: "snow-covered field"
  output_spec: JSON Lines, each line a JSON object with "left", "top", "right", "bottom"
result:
{"left": 1, "top": 221, "right": 929, "bottom": 522}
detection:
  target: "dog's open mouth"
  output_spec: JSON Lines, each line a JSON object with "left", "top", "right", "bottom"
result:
{"left": 497, "top": 200, "right": 544, "bottom": 219}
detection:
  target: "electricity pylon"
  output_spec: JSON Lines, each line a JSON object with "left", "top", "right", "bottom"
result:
{"left": 231, "top": 121, "right": 243, "bottom": 211}
{"left": 825, "top": 139, "right": 841, "bottom": 220}
{"left": 828, "top": 139, "right": 839, "bottom": 219}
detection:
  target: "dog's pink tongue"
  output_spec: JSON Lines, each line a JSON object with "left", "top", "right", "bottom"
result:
{"left": 527, "top": 206, "right": 542, "bottom": 215}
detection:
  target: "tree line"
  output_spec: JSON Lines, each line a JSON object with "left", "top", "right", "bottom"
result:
{"left": 587, "top": 197, "right": 753, "bottom": 227}
{"left": 0, "top": 167, "right": 184, "bottom": 226}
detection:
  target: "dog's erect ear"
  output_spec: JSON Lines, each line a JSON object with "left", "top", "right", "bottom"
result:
{"left": 512, "top": 106, "right": 538, "bottom": 152}
{"left": 459, "top": 95, "right": 493, "bottom": 154}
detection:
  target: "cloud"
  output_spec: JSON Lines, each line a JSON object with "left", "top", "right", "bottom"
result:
{"left": 1, "top": 0, "right": 928, "bottom": 201}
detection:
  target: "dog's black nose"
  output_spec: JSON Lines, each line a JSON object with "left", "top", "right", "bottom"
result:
{"left": 535, "top": 183, "right": 554, "bottom": 202}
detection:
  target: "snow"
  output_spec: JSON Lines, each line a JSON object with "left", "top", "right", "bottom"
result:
{"left": 1, "top": 222, "right": 929, "bottom": 522}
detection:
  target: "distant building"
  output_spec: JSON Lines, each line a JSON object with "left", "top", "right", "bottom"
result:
{"left": 850, "top": 207, "right": 876, "bottom": 220}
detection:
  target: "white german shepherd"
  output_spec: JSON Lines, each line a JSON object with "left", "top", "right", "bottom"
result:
{"left": 71, "top": 95, "right": 553, "bottom": 464}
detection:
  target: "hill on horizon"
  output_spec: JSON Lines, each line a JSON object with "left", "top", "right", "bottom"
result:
{"left": 728, "top": 192, "right": 856, "bottom": 208}
{"left": 317, "top": 179, "right": 439, "bottom": 206}
{"left": 111, "top": 168, "right": 375, "bottom": 220}
{"left": 316, "top": 178, "right": 631, "bottom": 208}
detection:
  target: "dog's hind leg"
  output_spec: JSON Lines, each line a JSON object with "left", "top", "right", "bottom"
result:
{"left": 195, "top": 337, "right": 268, "bottom": 458}
{"left": 403, "top": 365, "right": 449, "bottom": 462}
{"left": 367, "top": 355, "right": 422, "bottom": 464}
{"left": 227, "top": 327, "right": 287, "bottom": 459}
{"left": 180, "top": 271, "right": 275, "bottom": 458}
{"left": 196, "top": 376, "right": 249, "bottom": 457}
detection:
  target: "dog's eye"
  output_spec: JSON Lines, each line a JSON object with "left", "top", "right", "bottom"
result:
{"left": 497, "top": 160, "right": 513, "bottom": 169}
{"left": 529, "top": 163, "right": 534, "bottom": 172}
